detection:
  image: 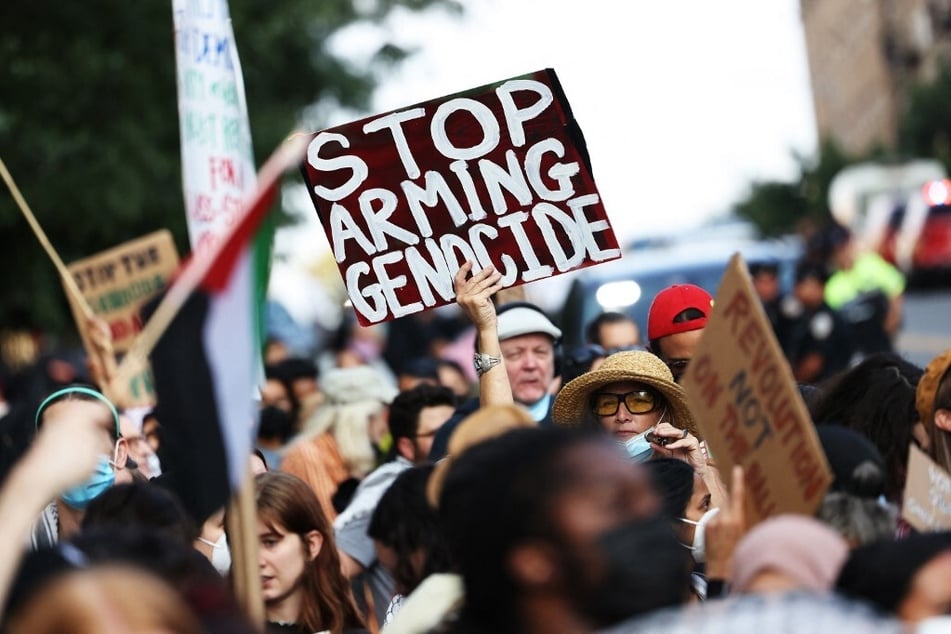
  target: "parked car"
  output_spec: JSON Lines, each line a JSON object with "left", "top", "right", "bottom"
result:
{"left": 878, "top": 179, "right": 951, "bottom": 283}
{"left": 556, "top": 236, "right": 803, "bottom": 349}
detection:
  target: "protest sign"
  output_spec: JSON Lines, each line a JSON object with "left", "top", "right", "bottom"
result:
{"left": 173, "top": 0, "right": 257, "bottom": 255}
{"left": 65, "top": 230, "right": 180, "bottom": 353}
{"left": 681, "top": 253, "right": 832, "bottom": 524}
{"left": 902, "top": 444, "right": 951, "bottom": 532}
{"left": 301, "top": 68, "right": 621, "bottom": 325}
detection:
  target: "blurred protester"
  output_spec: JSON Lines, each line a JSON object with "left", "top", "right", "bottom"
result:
{"left": 647, "top": 284, "right": 714, "bottom": 382}
{"left": 194, "top": 507, "right": 231, "bottom": 576}
{"left": 0, "top": 394, "right": 101, "bottom": 610}
{"left": 585, "top": 311, "right": 642, "bottom": 352}
{"left": 430, "top": 264, "right": 562, "bottom": 460}
{"left": 257, "top": 405, "right": 295, "bottom": 471}
{"left": 254, "top": 471, "right": 367, "bottom": 634}
{"left": 5, "top": 565, "right": 204, "bottom": 634}
{"left": 778, "top": 260, "right": 854, "bottom": 383}
{"left": 142, "top": 408, "right": 161, "bottom": 454}
{"left": 81, "top": 481, "right": 197, "bottom": 547}
{"left": 270, "top": 356, "right": 321, "bottom": 421}
{"left": 321, "top": 315, "right": 396, "bottom": 384}
{"left": 281, "top": 366, "right": 397, "bottom": 521}
{"left": 916, "top": 347, "right": 951, "bottom": 473}
{"left": 263, "top": 364, "right": 300, "bottom": 422}
{"left": 334, "top": 384, "right": 455, "bottom": 627}
{"left": 30, "top": 386, "right": 128, "bottom": 549}
{"left": 383, "top": 308, "right": 469, "bottom": 381}
{"left": 810, "top": 354, "right": 923, "bottom": 503}
{"left": 396, "top": 357, "right": 441, "bottom": 393}
{"left": 368, "top": 465, "right": 452, "bottom": 628}
{"left": 118, "top": 411, "right": 161, "bottom": 479}
{"left": 731, "top": 514, "right": 849, "bottom": 595}
{"left": 821, "top": 222, "right": 905, "bottom": 355}
{"left": 749, "top": 259, "right": 784, "bottom": 334}
{"left": 435, "top": 358, "right": 471, "bottom": 399}
{"left": 815, "top": 425, "right": 897, "bottom": 547}
{"left": 437, "top": 427, "right": 689, "bottom": 633}
{"left": 645, "top": 458, "right": 720, "bottom": 600}
{"left": 836, "top": 531, "right": 951, "bottom": 624}
{"left": 551, "top": 351, "right": 706, "bottom": 468}
{"left": 560, "top": 343, "right": 608, "bottom": 387}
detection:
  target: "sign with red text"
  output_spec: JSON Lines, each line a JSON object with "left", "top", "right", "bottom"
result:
{"left": 902, "top": 444, "right": 951, "bottom": 532}
{"left": 65, "top": 231, "right": 180, "bottom": 353}
{"left": 173, "top": 0, "right": 256, "bottom": 255}
{"left": 681, "top": 253, "right": 832, "bottom": 524}
{"left": 302, "top": 68, "right": 621, "bottom": 325}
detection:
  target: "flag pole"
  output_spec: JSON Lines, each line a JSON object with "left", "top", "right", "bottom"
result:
{"left": 0, "top": 156, "right": 97, "bottom": 321}
{"left": 227, "top": 467, "right": 265, "bottom": 631}
{"left": 113, "top": 131, "right": 309, "bottom": 383}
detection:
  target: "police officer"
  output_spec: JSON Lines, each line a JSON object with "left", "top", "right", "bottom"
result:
{"left": 779, "top": 260, "right": 855, "bottom": 384}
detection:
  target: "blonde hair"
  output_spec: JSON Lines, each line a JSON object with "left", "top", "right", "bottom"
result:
{"left": 299, "top": 399, "right": 383, "bottom": 479}
{"left": 8, "top": 565, "right": 203, "bottom": 633}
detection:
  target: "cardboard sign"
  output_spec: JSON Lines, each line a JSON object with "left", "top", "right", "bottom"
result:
{"left": 902, "top": 444, "right": 951, "bottom": 532}
{"left": 681, "top": 253, "right": 832, "bottom": 524}
{"left": 66, "top": 230, "right": 180, "bottom": 353}
{"left": 301, "top": 68, "right": 620, "bottom": 325}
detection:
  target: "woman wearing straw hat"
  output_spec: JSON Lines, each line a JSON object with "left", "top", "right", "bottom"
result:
{"left": 552, "top": 350, "right": 706, "bottom": 469}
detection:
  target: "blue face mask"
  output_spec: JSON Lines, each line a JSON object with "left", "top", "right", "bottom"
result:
{"left": 621, "top": 430, "right": 653, "bottom": 463}
{"left": 61, "top": 454, "right": 115, "bottom": 510}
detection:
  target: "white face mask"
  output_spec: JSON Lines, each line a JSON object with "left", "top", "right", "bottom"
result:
{"left": 198, "top": 534, "right": 231, "bottom": 575}
{"left": 145, "top": 452, "right": 162, "bottom": 478}
{"left": 679, "top": 507, "right": 720, "bottom": 563}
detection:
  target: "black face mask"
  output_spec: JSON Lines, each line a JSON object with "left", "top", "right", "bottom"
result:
{"left": 564, "top": 515, "right": 692, "bottom": 627}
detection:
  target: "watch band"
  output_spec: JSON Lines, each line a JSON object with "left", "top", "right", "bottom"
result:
{"left": 473, "top": 353, "right": 503, "bottom": 377}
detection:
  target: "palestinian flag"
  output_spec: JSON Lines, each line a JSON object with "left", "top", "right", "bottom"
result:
{"left": 147, "top": 134, "right": 309, "bottom": 523}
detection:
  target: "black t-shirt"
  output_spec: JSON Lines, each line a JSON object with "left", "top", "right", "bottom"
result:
{"left": 779, "top": 296, "right": 855, "bottom": 383}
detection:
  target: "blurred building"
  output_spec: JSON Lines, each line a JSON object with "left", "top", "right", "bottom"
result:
{"left": 800, "top": 0, "right": 951, "bottom": 155}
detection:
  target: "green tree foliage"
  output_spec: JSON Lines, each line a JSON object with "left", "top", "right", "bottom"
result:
{"left": 733, "top": 139, "right": 851, "bottom": 237}
{"left": 899, "top": 63, "right": 951, "bottom": 172}
{"left": 0, "top": 0, "right": 460, "bottom": 335}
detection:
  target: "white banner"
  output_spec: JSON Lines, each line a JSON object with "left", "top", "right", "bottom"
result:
{"left": 173, "top": 0, "right": 256, "bottom": 255}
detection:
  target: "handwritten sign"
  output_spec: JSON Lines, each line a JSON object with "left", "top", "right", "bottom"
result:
{"left": 681, "top": 253, "right": 832, "bottom": 524}
{"left": 173, "top": 0, "right": 256, "bottom": 255}
{"left": 902, "top": 444, "right": 951, "bottom": 531}
{"left": 301, "top": 68, "right": 621, "bottom": 325}
{"left": 66, "top": 231, "right": 180, "bottom": 353}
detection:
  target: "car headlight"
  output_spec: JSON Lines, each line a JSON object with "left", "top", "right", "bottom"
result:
{"left": 595, "top": 281, "right": 642, "bottom": 309}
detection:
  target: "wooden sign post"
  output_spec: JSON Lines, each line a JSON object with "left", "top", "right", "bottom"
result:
{"left": 681, "top": 253, "right": 833, "bottom": 524}
{"left": 301, "top": 68, "right": 621, "bottom": 325}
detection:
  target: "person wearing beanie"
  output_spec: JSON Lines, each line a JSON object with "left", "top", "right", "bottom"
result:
{"left": 916, "top": 348, "right": 951, "bottom": 474}
{"left": 646, "top": 284, "right": 713, "bottom": 383}
{"left": 730, "top": 514, "right": 849, "bottom": 595}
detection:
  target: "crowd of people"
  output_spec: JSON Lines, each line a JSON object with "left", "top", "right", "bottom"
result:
{"left": 0, "top": 220, "right": 950, "bottom": 633}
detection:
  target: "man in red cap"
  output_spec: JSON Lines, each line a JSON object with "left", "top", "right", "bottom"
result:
{"left": 647, "top": 284, "right": 713, "bottom": 382}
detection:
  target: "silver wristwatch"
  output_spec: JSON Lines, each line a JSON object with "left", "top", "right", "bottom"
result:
{"left": 473, "top": 353, "right": 503, "bottom": 377}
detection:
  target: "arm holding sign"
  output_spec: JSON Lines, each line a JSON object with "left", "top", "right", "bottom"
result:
{"left": 453, "top": 262, "right": 512, "bottom": 407}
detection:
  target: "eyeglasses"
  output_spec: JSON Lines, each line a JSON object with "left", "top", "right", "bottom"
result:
{"left": 591, "top": 389, "right": 660, "bottom": 417}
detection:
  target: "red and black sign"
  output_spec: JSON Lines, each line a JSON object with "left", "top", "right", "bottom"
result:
{"left": 301, "top": 68, "right": 620, "bottom": 325}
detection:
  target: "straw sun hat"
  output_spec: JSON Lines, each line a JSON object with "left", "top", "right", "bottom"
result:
{"left": 552, "top": 350, "right": 701, "bottom": 440}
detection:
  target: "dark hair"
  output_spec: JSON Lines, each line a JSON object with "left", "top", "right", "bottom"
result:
{"left": 271, "top": 357, "right": 319, "bottom": 383}
{"left": 263, "top": 364, "right": 301, "bottom": 421}
{"left": 398, "top": 357, "right": 441, "bottom": 381}
{"left": 585, "top": 312, "right": 637, "bottom": 347}
{"left": 795, "top": 258, "right": 830, "bottom": 285}
{"left": 254, "top": 472, "right": 364, "bottom": 633}
{"left": 438, "top": 427, "right": 603, "bottom": 632}
{"left": 367, "top": 465, "right": 451, "bottom": 595}
{"left": 387, "top": 383, "right": 456, "bottom": 443}
{"left": 35, "top": 383, "right": 120, "bottom": 440}
{"left": 257, "top": 405, "right": 294, "bottom": 444}
{"left": 644, "top": 458, "right": 695, "bottom": 520}
{"left": 836, "top": 531, "right": 951, "bottom": 614}
{"left": 82, "top": 482, "right": 198, "bottom": 545}
{"left": 810, "top": 353, "right": 923, "bottom": 501}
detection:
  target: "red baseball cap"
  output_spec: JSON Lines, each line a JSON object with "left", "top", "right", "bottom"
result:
{"left": 647, "top": 284, "right": 714, "bottom": 341}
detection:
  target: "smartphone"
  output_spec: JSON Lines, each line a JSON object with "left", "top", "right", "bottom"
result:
{"left": 645, "top": 431, "right": 670, "bottom": 447}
